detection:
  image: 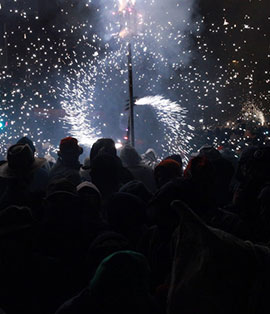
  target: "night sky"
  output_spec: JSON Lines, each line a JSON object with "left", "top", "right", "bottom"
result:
{"left": 0, "top": 0, "right": 269, "bottom": 158}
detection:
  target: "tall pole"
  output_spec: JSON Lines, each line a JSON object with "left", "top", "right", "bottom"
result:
{"left": 118, "top": 0, "right": 138, "bottom": 147}
{"left": 128, "top": 42, "right": 135, "bottom": 147}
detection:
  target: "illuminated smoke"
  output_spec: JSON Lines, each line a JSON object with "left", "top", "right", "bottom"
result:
{"left": 118, "top": 0, "right": 136, "bottom": 12}
{"left": 0, "top": 0, "right": 268, "bottom": 160}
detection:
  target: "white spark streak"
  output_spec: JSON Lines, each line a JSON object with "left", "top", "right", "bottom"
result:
{"left": 136, "top": 95, "right": 194, "bottom": 162}
{"left": 60, "top": 68, "right": 101, "bottom": 147}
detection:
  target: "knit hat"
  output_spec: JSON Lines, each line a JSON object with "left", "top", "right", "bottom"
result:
{"left": 16, "top": 136, "right": 36, "bottom": 154}
{"left": 155, "top": 159, "right": 182, "bottom": 174}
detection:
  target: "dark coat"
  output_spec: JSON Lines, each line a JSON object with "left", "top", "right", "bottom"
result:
{"left": 167, "top": 201, "right": 270, "bottom": 314}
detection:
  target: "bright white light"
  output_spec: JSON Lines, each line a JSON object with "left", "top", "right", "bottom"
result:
{"left": 118, "top": 0, "right": 136, "bottom": 12}
{"left": 115, "top": 142, "right": 123, "bottom": 149}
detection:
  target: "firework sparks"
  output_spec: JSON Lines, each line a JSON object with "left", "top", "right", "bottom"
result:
{"left": 0, "top": 0, "right": 269, "bottom": 160}
{"left": 60, "top": 67, "right": 102, "bottom": 147}
{"left": 117, "top": 0, "right": 141, "bottom": 38}
{"left": 136, "top": 95, "right": 194, "bottom": 163}
{"left": 241, "top": 101, "right": 265, "bottom": 126}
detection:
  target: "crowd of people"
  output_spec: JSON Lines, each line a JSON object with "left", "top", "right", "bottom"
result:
{"left": 192, "top": 122, "right": 270, "bottom": 153}
{"left": 0, "top": 134, "right": 270, "bottom": 314}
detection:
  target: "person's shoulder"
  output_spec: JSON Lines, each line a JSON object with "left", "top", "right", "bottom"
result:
{"left": 49, "top": 159, "right": 62, "bottom": 170}
{"left": 258, "top": 183, "right": 270, "bottom": 201}
{"left": 135, "top": 162, "right": 154, "bottom": 172}
{"left": 55, "top": 288, "right": 91, "bottom": 314}
{"left": 35, "top": 166, "right": 49, "bottom": 177}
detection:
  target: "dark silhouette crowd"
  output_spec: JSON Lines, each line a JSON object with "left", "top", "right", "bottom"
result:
{"left": 1, "top": 135, "right": 270, "bottom": 314}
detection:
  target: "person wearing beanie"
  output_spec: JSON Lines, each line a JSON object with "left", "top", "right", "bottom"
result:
{"left": 154, "top": 159, "right": 182, "bottom": 189}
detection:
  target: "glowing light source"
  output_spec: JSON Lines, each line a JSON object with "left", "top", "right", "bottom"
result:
{"left": 118, "top": 0, "right": 136, "bottom": 13}
{"left": 115, "top": 142, "right": 123, "bottom": 149}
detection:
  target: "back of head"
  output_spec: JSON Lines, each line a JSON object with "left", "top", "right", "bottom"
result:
{"left": 251, "top": 146, "right": 270, "bottom": 181}
{"left": 58, "top": 136, "right": 83, "bottom": 162}
{"left": 1, "top": 144, "right": 46, "bottom": 178}
{"left": 184, "top": 156, "right": 215, "bottom": 183}
{"left": 148, "top": 180, "right": 183, "bottom": 232}
{"left": 164, "top": 154, "right": 183, "bottom": 169}
{"left": 0, "top": 205, "right": 33, "bottom": 238}
{"left": 0, "top": 206, "right": 33, "bottom": 258}
{"left": 198, "top": 145, "right": 222, "bottom": 161}
{"left": 7, "top": 144, "right": 35, "bottom": 171}
{"left": 107, "top": 192, "right": 147, "bottom": 231}
{"left": 154, "top": 159, "right": 182, "bottom": 188}
{"left": 46, "top": 177, "right": 77, "bottom": 197}
{"left": 77, "top": 181, "right": 101, "bottom": 198}
{"left": 236, "top": 146, "right": 258, "bottom": 182}
{"left": 89, "top": 250, "right": 151, "bottom": 313}
{"left": 90, "top": 138, "right": 117, "bottom": 165}
{"left": 119, "top": 180, "right": 153, "bottom": 203}
{"left": 90, "top": 154, "right": 122, "bottom": 198}
{"left": 120, "top": 144, "right": 142, "bottom": 167}
{"left": 77, "top": 181, "right": 102, "bottom": 218}
{"left": 16, "top": 136, "right": 36, "bottom": 155}
{"left": 45, "top": 178, "right": 80, "bottom": 224}
{"left": 86, "top": 232, "right": 130, "bottom": 280}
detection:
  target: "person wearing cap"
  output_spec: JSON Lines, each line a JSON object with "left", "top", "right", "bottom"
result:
{"left": 0, "top": 143, "right": 49, "bottom": 209}
{"left": 49, "top": 137, "right": 83, "bottom": 186}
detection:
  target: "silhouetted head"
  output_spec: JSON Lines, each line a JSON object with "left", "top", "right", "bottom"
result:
{"left": 90, "top": 138, "right": 117, "bottom": 165}
{"left": 120, "top": 144, "right": 142, "bottom": 167}
{"left": 154, "top": 159, "right": 182, "bottom": 188}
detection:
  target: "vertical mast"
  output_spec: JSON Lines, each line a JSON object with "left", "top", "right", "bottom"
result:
{"left": 128, "top": 42, "right": 135, "bottom": 147}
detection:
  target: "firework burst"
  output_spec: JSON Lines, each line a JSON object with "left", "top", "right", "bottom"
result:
{"left": 241, "top": 101, "right": 266, "bottom": 126}
{"left": 0, "top": 0, "right": 268, "bottom": 160}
